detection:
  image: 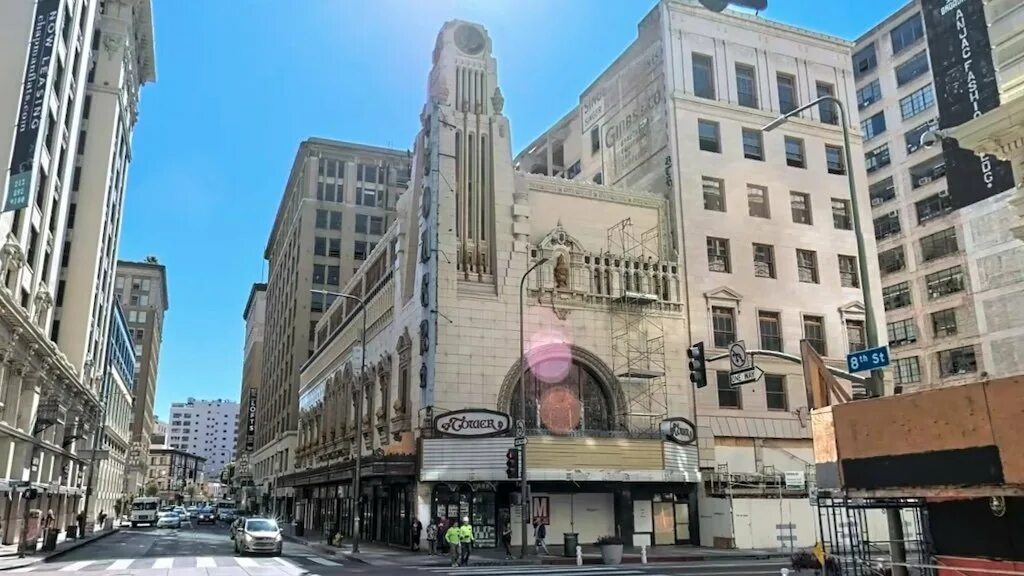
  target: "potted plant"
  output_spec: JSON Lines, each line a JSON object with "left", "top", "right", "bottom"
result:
{"left": 596, "top": 535, "right": 624, "bottom": 565}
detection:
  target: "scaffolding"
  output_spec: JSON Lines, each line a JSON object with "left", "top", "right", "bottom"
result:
{"left": 608, "top": 218, "right": 668, "bottom": 433}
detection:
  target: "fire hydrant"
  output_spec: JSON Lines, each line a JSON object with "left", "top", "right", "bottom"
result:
{"left": 641, "top": 544, "right": 648, "bottom": 564}
{"left": 576, "top": 545, "right": 583, "bottom": 566}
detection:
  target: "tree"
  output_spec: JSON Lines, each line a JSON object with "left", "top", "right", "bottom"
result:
{"left": 185, "top": 484, "right": 198, "bottom": 502}
{"left": 144, "top": 482, "right": 159, "bottom": 497}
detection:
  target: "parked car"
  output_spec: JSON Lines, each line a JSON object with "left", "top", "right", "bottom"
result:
{"left": 196, "top": 507, "right": 217, "bottom": 525}
{"left": 156, "top": 512, "right": 182, "bottom": 529}
{"left": 234, "top": 518, "right": 282, "bottom": 556}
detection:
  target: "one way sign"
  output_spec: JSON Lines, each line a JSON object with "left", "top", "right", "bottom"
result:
{"left": 729, "top": 366, "right": 764, "bottom": 388}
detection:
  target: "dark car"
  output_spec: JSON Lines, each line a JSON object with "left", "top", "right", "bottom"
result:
{"left": 196, "top": 507, "right": 217, "bottom": 525}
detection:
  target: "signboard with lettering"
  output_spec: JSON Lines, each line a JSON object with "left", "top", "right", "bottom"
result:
{"left": 604, "top": 80, "right": 666, "bottom": 184}
{"left": 660, "top": 417, "right": 697, "bottom": 446}
{"left": 245, "top": 389, "right": 257, "bottom": 452}
{"left": 433, "top": 409, "right": 510, "bottom": 438}
{"left": 922, "top": 0, "right": 1015, "bottom": 209}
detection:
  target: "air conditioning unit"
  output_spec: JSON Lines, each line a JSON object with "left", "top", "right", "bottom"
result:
{"left": 871, "top": 196, "right": 884, "bottom": 206}
{"left": 938, "top": 189, "right": 950, "bottom": 198}
{"left": 918, "top": 176, "right": 932, "bottom": 186}
{"left": 888, "top": 211, "right": 899, "bottom": 218}
{"left": 907, "top": 142, "right": 919, "bottom": 153}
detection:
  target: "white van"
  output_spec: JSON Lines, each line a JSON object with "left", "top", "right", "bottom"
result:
{"left": 130, "top": 497, "right": 160, "bottom": 527}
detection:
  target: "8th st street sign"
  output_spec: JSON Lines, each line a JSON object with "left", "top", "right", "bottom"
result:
{"left": 846, "top": 345, "right": 891, "bottom": 373}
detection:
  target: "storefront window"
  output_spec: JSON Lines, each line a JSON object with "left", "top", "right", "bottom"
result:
{"left": 511, "top": 359, "right": 614, "bottom": 434}
{"left": 432, "top": 484, "right": 497, "bottom": 548}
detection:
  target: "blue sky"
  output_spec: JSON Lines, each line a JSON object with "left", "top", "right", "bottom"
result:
{"left": 122, "top": 0, "right": 908, "bottom": 420}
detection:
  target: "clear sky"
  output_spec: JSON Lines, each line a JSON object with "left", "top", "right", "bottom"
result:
{"left": 122, "top": 0, "right": 909, "bottom": 420}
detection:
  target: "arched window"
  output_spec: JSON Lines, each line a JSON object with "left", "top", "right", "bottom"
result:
{"left": 510, "top": 358, "right": 614, "bottom": 434}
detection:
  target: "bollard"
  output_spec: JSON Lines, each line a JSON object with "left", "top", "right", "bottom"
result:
{"left": 641, "top": 544, "right": 648, "bottom": 564}
{"left": 780, "top": 568, "right": 790, "bottom": 576}
{"left": 576, "top": 545, "right": 583, "bottom": 566}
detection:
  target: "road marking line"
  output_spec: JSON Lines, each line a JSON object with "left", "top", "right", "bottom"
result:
{"left": 109, "top": 559, "right": 134, "bottom": 570}
{"left": 309, "top": 556, "right": 342, "bottom": 566}
{"left": 152, "top": 558, "right": 173, "bottom": 569}
{"left": 8, "top": 566, "right": 34, "bottom": 573}
{"left": 236, "top": 556, "right": 260, "bottom": 567}
{"left": 273, "top": 557, "right": 305, "bottom": 571}
{"left": 59, "top": 561, "right": 92, "bottom": 571}
{"left": 196, "top": 557, "right": 216, "bottom": 568}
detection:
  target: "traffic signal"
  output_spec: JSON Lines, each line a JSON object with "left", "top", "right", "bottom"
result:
{"left": 24, "top": 488, "right": 38, "bottom": 501}
{"left": 505, "top": 448, "right": 520, "bottom": 479}
{"left": 687, "top": 342, "right": 707, "bottom": 388}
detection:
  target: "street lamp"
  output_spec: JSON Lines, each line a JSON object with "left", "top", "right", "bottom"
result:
{"left": 762, "top": 95, "right": 882, "bottom": 397}
{"left": 311, "top": 288, "right": 367, "bottom": 554}
{"left": 517, "top": 256, "right": 548, "bottom": 558}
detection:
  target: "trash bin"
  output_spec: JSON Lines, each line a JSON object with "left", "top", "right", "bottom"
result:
{"left": 41, "top": 529, "right": 59, "bottom": 551}
{"left": 563, "top": 532, "right": 578, "bottom": 557}
{"left": 66, "top": 525, "right": 77, "bottom": 540}
{"left": 293, "top": 521, "right": 304, "bottom": 537}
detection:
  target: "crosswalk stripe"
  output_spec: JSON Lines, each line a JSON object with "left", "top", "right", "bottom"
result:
{"left": 235, "top": 556, "right": 259, "bottom": 567}
{"left": 109, "top": 559, "right": 134, "bottom": 570}
{"left": 420, "top": 569, "right": 648, "bottom": 576}
{"left": 8, "top": 566, "right": 34, "bottom": 573}
{"left": 196, "top": 557, "right": 216, "bottom": 568}
{"left": 273, "top": 557, "right": 306, "bottom": 573}
{"left": 59, "top": 561, "right": 92, "bottom": 572}
{"left": 152, "top": 558, "right": 173, "bottom": 569}
{"left": 309, "top": 556, "right": 342, "bottom": 566}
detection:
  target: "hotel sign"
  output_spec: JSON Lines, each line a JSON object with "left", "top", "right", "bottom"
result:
{"left": 245, "top": 389, "right": 257, "bottom": 452}
{"left": 434, "top": 409, "right": 510, "bottom": 438}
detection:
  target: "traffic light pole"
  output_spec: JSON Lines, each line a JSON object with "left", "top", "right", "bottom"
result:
{"left": 519, "top": 257, "right": 548, "bottom": 559}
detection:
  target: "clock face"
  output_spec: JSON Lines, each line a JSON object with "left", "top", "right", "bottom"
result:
{"left": 454, "top": 25, "right": 485, "bottom": 56}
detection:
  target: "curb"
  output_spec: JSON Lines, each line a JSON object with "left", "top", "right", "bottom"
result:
{"left": 541, "top": 553, "right": 793, "bottom": 565}
{"left": 0, "top": 528, "right": 121, "bottom": 571}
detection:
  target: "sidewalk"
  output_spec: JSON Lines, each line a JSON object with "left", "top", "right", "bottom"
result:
{"left": 0, "top": 527, "right": 120, "bottom": 571}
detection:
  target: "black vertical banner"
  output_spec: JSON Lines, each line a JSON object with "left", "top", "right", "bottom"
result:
{"left": 5, "top": 0, "right": 61, "bottom": 212}
{"left": 921, "top": 0, "right": 1015, "bottom": 209}
{"left": 245, "top": 389, "right": 257, "bottom": 452}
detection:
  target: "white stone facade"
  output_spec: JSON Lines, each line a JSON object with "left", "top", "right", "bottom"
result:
{"left": 167, "top": 398, "right": 240, "bottom": 481}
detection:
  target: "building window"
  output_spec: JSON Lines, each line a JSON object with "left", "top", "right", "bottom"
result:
{"left": 832, "top": 199, "right": 852, "bottom": 230}
{"left": 882, "top": 281, "right": 912, "bottom": 311}
{"left": 314, "top": 236, "right": 327, "bottom": 257}
{"left": 329, "top": 211, "right": 342, "bottom": 230}
{"left": 931, "top": 308, "right": 958, "bottom": 338}
{"left": 878, "top": 246, "right": 906, "bottom": 275}
{"left": 857, "top": 79, "right": 882, "bottom": 109}
{"left": 904, "top": 119, "right": 937, "bottom": 154}
{"left": 893, "top": 356, "right": 921, "bottom": 385}
{"left": 692, "top": 53, "right": 715, "bottom": 99}
{"left": 712, "top": 306, "right": 736, "bottom": 348}
{"left": 310, "top": 291, "right": 324, "bottom": 313}
{"left": 870, "top": 176, "right": 897, "bottom": 207}
{"left": 747, "top": 185, "right": 769, "bottom": 218}
{"left": 860, "top": 112, "right": 887, "bottom": 140}
{"left": 890, "top": 13, "right": 925, "bottom": 55}
{"left": 702, "top": 177, "right": 726, "bottom": 211}
{"left": 874, "top": 211, "right": 902, "bottom": 240}
{"left": 895, "top": 51, "right": 930, "bottom": 86}
{"left": 590, "top": 127, "right": 601, "bottom": 154}
{"left": 777, "top": 73, "right": 798, "bottom": 114}
{"left": 915, "top": 192, "right": 952, "bottom": 224}
{"left": 887, "top": 318, "right": 918, "bottom": 347}
{"left": 864, "top": 143, "right": 891, "bottom": 174}
{"left": 796, "top": 249, "right": 819, "bottom": 283}
{"left": 920, "top": 227, "right": 958, "bottom": 262}
{"left": 369, "top": 215, "right": 384, "bottom": 235}
{"left": 736, "top": 64, "right": 758, "bottom": 108}
{"left": 846, "top": 319, "right": 866, "bottom": 352}
{"left": 900, "top": 84, "right": 935, "bottom": 120}
{"left": 717, "top": 372, "right": 741, "bottom": 408}
{"left": 764, "top": 374, "right": 787, "bottom": 410}
{"left": 327, "top": 265, "right": 340, "bottom": 286}
{"left": 784, "top": 137, "right": 806, "bottom": 168}
{"left": 925, "top": 266, "right": 965, "bottom": 299}
{"left": 315, "top": 209, "right": 329, "bottom": 229}
{"left": 753, "top": 243, "right": 776, "bottom": 278}
{"left": 853, "top": 43, "right": 877, "bottom": 78}
{"left": 328, "top": 238, "right": 341, "bottom": 258}
{"left": 758, "top": 311, "right": 782, "bottom": 351}
{"left": 356, "top": 187, "right": 378, "bottom": 207}
{"left": 803, "top": 315, "right": 826, "bottom": 355}
{"left": 939, "top": 345, "right": 977, "bottom": 377}
{"left": 707, "top": 237, "right": 731, "bottom": 273}
{"left": 698, "top": 119, "right": 721, "bottom": 153}
{"left": 741, "top": 128, "right": 764, "bottom": 161}
{"left": 790, "top": 192, "right": 812, "bottom": 225}
{"left": 355, "top": 214, "right": 368, "bottom": 234}
{"left": 817, "top": 82, "right": 837, "bottom": 125}
{"left": 354, "top": 241, "right": 368, "bottom": 261}
{"left": 910, "top": 156, "right": 946, "bottom": 188}
{"left": 825, "top": 145, "right": 846, "bottom": 175}
{"left": 838, "top": 255, "right": 859, "bottom": 288}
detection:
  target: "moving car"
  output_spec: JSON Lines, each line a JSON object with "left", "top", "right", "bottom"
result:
{"left": 129, "top": 497, "right": 160, "bottom": 527}
{"left": 186, "top": 506, "right": 198, "bottom": 518}
{"left": 195, "top": 507, "right": 216, "bottom": 525}
{"left": 156, "top": 511, "right": 182, "bottom": 529}
{"left": 233, "top": 518, "right": 282, "bottom": 556}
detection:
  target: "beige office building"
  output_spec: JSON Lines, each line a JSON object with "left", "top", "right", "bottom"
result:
{"left": 854, "top": 0, "right": 1024, "bottom": 391}
{"left": 252, "top": 140, "right": 410, "bottom": 513}
{"left": 115, "top": 259, "right": 168, "bottom": 495}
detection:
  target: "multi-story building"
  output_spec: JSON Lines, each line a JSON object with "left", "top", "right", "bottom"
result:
{"left": 115, "top": 258, "right": 168, "bottom": 495}
{"left": 0, "top": 0, "right": 153, "bottom": 545}
{"left": 147, "top": 447, "right": 205, "bottom": 505}
{"left": 854, "top": 0, "right": 1024, "bottom": 391}
{"left": 54, "top": 0, "right": 155, "bottom": 387}
{"left": 233, "top": 283, "right": 266, "bottom": 509}
{"left": 252, "top": 140, "right": 410, "bottom": 511}
{"left": 166, "top": 398, "right": 239, "bottom": 481}
{"left": 84, "top": 300, "right": 135, "bottom": 522}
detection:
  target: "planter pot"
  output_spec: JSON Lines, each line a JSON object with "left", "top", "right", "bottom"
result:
{"left": 600, "top": 544, "right": 623, "bottom": 565}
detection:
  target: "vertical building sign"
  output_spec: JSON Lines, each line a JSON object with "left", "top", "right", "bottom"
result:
{"left": 245, "top": 389, "right": 257, "bottom": 452}
{"left": 5, "top": 0, "right": 61, "bottom": 212}
{"left": 922, "top": 0, "right": 1015, "bottom": 209}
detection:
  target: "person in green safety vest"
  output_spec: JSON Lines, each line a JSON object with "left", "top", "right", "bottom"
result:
{"left": 444, "top": 518, "right": 462, "bottom": 567}
{"left": 458, "top": 516, "right": 474, "bottom": 566}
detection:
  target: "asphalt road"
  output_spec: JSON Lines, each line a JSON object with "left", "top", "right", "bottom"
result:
{"left": 6, "top": 523, "right": 790, "bottom": 576}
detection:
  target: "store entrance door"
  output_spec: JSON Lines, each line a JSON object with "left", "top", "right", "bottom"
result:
{"left": 674, "top": 501, "right": 690, "bottom": 544}
{"left": 653, "top": 502, "right": 675, "bottom": 545}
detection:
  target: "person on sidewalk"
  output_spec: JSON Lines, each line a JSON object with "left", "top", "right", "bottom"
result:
{"left": 411, "top": 517, "right": 422, "bottom": 551}
{"left": 501, "top": 518, "right": 513, "bottom": 559}
{"left": 458, "top": 516, "right": 474, "bottom": 566}
{"left": 532, "top": 517, "right": 549, "bottom": 556}
{"left": 97, "top": 511, "right": 107, "bottom": 531}
{"left": 76, "top": 510, "right": 87, "bottom": 538}
{"left": 426, "top": 519, "right": 438, "bottom": 556}
{"left": 437, "top": 517, "right": 449, "bottom": 554}
{"left": 444, "top": 519, "right": 462, "bottom": 567}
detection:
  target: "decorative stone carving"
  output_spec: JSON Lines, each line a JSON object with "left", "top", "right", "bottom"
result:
{"left": 0, "top": 236, "right": 25, "bottom": 291}
{"left": 492, "top": 87, "right": 504, "bottom": 114}
{"left": 33, "top": 285, "right": 52, "bottom": 325}
{"left": 554, "top": 254, "right": 569, "bottom": 290}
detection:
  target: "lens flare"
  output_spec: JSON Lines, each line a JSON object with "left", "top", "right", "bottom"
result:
{"left": 525, "top": 328, "right": 572, "bottom": 384}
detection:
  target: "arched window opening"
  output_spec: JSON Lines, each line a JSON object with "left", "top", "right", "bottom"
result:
{"left": 510, "top": 358, "right": 614, "bottom": 434}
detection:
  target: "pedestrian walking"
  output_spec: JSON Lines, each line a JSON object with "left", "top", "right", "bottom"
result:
{"left": 426, "top": 519, "right": 438, "bottom": 556}
{"left": 533, "top": 517, "right": 549, "bottom": 556}
{"left": 444, "top": 519, "right": 462, "bottom": 567}
{"left": 437, "top": 517, "right": 449, "bottom": 554}
{"left": 501, "top": 517, "right": 513, "bottom": 559}
{"left": 459, "top": 516, "right": 474, "bottom": 566}
{"left": 411, "top": 517, "right": 423, "bottom": 551}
